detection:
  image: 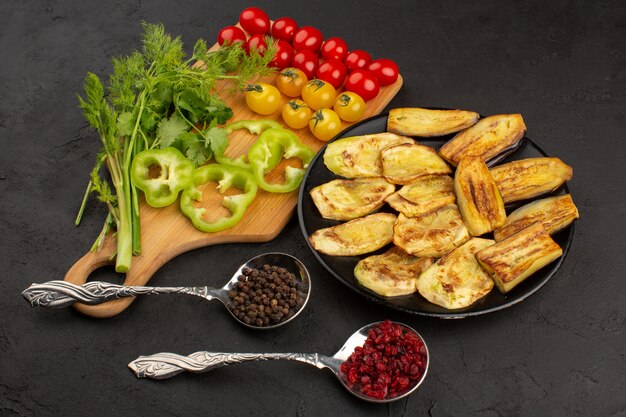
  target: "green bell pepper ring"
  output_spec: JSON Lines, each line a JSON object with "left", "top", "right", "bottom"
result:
{"left": 180, "top": 164, "right": 258, "bottom": 233}
{"left": 130, "top": 147, "right": 194, "bottom": 208}
{"left": 247, "top": 127, "right": 315, "bottom": 193}
{"left": 213, "top": 119, "right": 283, "bottom": 170}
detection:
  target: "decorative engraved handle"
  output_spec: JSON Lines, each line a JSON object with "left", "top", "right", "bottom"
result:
{"left": 22, "top": 280, "right": 213, "bottom": 309}
{"left": 128, "top": 351, "right": 322, "bottom": 380}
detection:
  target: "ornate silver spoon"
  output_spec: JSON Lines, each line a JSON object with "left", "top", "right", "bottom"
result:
{"left": 22, "top": 252, "right": 311, "bottom": 329}
{"left": 128, "top": 321, "right": 429, "bottom": 403}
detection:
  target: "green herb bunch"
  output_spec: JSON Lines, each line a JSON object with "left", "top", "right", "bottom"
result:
{"left": 76, "top": 22, "right": 275, "bottom": 272}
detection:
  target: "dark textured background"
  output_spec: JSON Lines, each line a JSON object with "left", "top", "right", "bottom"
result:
{"left": 1, "top": 1, "right": 625, "bottom": 416}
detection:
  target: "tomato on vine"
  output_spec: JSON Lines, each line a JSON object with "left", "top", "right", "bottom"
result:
{"left": 345, "top": 50, "right": 372, "bottom": 71}
{"left": 345, "top": 69, "right": 380, "bottom": 101}
{"left": 282, "top": 99, "right": 312, "bottom": 129}
{"left": 292, "top": 26, "right": 324, "bottom": 52}
{"left": 245, "top": 83, "right": 281, "bottom": 115}
{"left": 321, "top": 37, "right": 348, "bottom": 61}
{"left": 309, "top": 108, "right": 342, "bottom": 141}
{"left": 316, "top": 59, "right": 347, "bottom": 89}
{"left": 276, "top": 67, "right": 309, "bottom": 97}
{"left": 217, "top": 26, "right": 246, "bottom": 46}
{"left": 301, "top": 79, "right": 336, "bottom": 110}
{"left": 239, "top": 7, "right": 270, "bottom": 34}
{"left": 272, "top": 17, "right": 298, "bottom": 42}
{"left": 245, "top": 34, "right": 268, "bottom": 56}
{"left": 291, "top": 49, "right": 319, "bottom": 80}
{"left": 333, "top": 92, "right": 366, "bottom": 122}
{"left": 270, "top": 40, "right": 294, "bottom": 69}
{"left": 367, "top": 59, "right": 399, "bottom": 86}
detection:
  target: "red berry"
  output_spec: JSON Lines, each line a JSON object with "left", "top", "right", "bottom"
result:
{"left": 340, "top": 321, "right": 427, "bottom": 400}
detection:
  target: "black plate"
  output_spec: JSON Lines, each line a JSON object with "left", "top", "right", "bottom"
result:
{"left": 297, "top": 114, "right": 575, "bottom": 318}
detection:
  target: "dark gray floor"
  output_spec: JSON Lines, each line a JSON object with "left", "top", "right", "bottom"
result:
{"left": 1, "top": 1, "right": 625, "bottom": 416}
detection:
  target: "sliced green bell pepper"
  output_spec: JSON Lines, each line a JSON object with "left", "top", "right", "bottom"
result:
{"left": 130, "top": 147, "right": 194, "bottom": 208}
{"left": 213, "top": 119, "right": 283, "bottom": 170}
{"left": 247, "top": 127, "right": 315, "bottom": 193}
{"left": 180, "top": 164, "right": 258, "bottom": 233}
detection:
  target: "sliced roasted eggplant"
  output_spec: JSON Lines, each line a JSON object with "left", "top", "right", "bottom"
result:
{"left": 454, "top": 156, "right": 507, "bottom": 236}
{"left": 490, "top": 157, "right": 573, "bottom": 204}
{"left": 439, "top": 114, "right": 526, "bottom": 166}
{"left": 393, "top": 204, "right": 470, "bottom": 257}
{"left": 416, "top": 237, "right": 495, "bottom": 309}
{"left": 385, "top": 175, "right": 456, "bottom": 217}
{"left": 387, "top": 107, "right": 480, "bottom": 137}
{"left": 310, "top": 178, "right": 396, "bottom": 221}
{"left": 494, "top": 194, "right": 579, "bottom": 241}
{"left": 354, "top": 246, "right": 433, "bottom": 297}
{"left": 309, "top": 212, "right": 396, "bottom": 256}
{"left": 323, "top": 133, "right": 414, "bottom": 178}
{"left": 475, "top": 222, "right": 563, "bottom": 293}
{"left": 380, "top": 143, "right": 452, "bottom": 185}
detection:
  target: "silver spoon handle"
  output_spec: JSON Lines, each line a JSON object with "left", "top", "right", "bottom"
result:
{"left": 22, "top": 280, "right": 212, "bottom": 309}
{"left": 128, "top": 351, "right": 323, "bottom": 380}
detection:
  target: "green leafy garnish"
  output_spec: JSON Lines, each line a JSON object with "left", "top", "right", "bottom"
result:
{"left": 156, "top": 113, "right": 188, "bottom": 148}
{"left": 75, "top": 22, "right": 276, "bottom": 271}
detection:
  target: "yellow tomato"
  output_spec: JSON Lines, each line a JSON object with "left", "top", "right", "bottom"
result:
{"left": 245, "top": 83, "right": 281, "bottom": 115}
{"left": 301, "top": 79, "right": 336, "bottom": 110}
{"left": 282, "top": 99, "right": 312, "bottom": 130}
{"left": 309, "top": 108, "right": 342, "bottom": 141}
{"left": 276, "top": 67, "right": 308, "bottom": 98}
{"left": 333, "top": 92, "right": 366, "bottom": 122}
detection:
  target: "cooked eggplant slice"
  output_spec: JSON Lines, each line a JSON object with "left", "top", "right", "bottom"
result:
{"left": 385, "top": 175, "right": 456, "bottom": 217}
{"left": 323, "top": 133, "right": 414, "bottom": 178}
{"left": 494, "top": 194, "right": 579, "bottom": 241}
{"left": 454, "top": 156, "right": 507, "bottom": 236}
{"left": 475, "top": 222, "right": 563, "bottom": 293}
{"left": 309, "top": 213, "right": 397, "bottom": 256}
{"left": 416, "top": 237, "right": 495, "bottom": 309}
{"left": 310, "top": 178, "right": 396, "bottom": 221}
{"left": 393, "top": 205, "right": 470, "bottom": 257}
{"left": 381, "top": 143, "right": 452, "bottom": 185}
{"left": 490, "top": 157, "right": 573, "bottom": 204}
{"left": 354, "top": 246, "right": 433, "bottom": 297}
{"left": 387, "top": 108, "right": 480, "bottom": 137}
{"left": 439, "top": 114, "right": 526, "bottom": 166}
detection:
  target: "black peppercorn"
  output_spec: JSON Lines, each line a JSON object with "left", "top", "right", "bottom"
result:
{"left": 227, "top": 263, "right": 307, "bottom": 327}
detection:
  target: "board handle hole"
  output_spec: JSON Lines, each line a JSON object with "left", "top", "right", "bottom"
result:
{"left": 86, "top": 265, "right": 125, "bottom": 285}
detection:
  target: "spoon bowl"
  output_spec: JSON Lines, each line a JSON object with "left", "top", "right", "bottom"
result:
{"left": 22, "top": 252, "right": 311, "bottom": 329}
{"left": 329, "top": 321, "right": 429, "bottom": 403}
{"left": 128, "top": 320, "right": 429, "bottom": 403}
{"left": 215, "top": 252, "right": 311, "bottom": 329}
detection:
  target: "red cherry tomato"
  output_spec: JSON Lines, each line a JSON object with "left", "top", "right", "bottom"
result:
{"left": 292, "top": 26, "right": 324, "bottom": 52}
{"left": 316, "top": 59, "right": 347, "bottom": 89}
{"left": 292, "top": 49, "right": 319, "bottom": 79}
{"left": 217, "top": 26, "right": 247, "bottom": 46}
{"left": 321, "top": 37, "right": 348, "bottom": 61}
{"left": 270, "top": 40, "right": 294, "bottom": 69}
{"left": 345, "top": 69, "right": 380, "bottom": 101}
{"left": 271, "top": 17, "right": 298, "bottom": 42}
{"left": 345, "top": 50, "right": 372, "bottom": 71}
{"left": 239, "top": 7, "right": 270, "bottom": 34}
{"left": 245, "top": 34, "right": 268, "bottom": 56}
{"left": 367, "top": 58, "right": 399, "bottom": 86}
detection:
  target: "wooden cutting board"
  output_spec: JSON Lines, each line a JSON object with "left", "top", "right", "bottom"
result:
{"left": 64, "top": 51, "right": 403, "bottom": 318}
